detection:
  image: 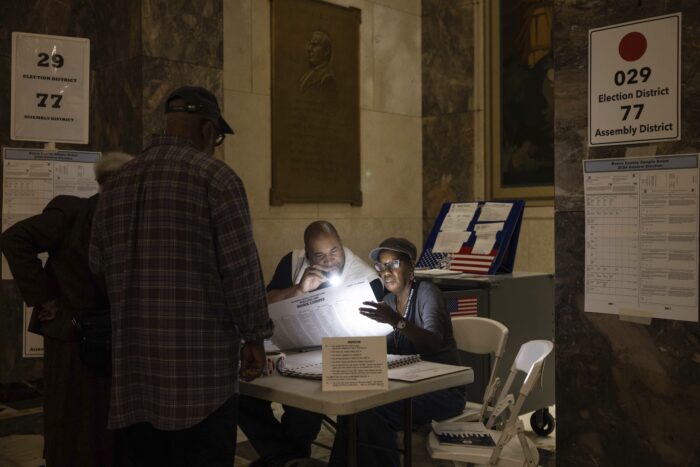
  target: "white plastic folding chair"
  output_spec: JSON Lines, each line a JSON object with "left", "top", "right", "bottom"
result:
{"left": 428, "top": 340, "right": 554, "bottom": 467}
{"left": 447, "top": 316, "right": 509, "bottom": 423}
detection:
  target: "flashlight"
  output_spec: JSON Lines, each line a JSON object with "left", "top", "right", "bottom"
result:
{"left": 328, "top": 273, "right": 341, "bottom": 286}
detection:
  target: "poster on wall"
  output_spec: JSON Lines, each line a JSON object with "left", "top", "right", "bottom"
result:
{"left": 588, "top": 13, "right": 681, "bottom": 146}
{"left": 11, "top": 32, "right": 90, "bottom": 144}
{"left": 583, "top": 154, "right": 698, "bottom": 322}
{"left": 2, "top": 148, "right": 100, "bottom": 280}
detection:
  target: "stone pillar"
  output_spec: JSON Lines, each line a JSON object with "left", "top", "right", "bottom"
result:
{"left": 422, "top": 1, "right": 476, "bottom": 237}
{"left": 554, "top": 2, "right": 700, "bottom": 466}
{"left": 0, "top": 0, "right": 223, "bottom": 384}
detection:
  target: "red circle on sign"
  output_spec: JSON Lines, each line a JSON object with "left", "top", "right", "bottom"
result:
{"left": 618, "top": 32, "right": 647, "bottom": 62}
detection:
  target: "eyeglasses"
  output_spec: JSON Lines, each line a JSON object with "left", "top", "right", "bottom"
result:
{"left": 214, "top": 132, "right": 225, "bottom": 146}
{"left": 374, "top": 259, "right": 401, "bottom": 272}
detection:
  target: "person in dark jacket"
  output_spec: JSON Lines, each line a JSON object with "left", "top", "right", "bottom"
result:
{"left": 1, "top": 152, "right": 132, "bottom": 467}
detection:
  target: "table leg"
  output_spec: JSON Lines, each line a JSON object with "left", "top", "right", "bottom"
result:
{"left": 403, "top": 398, "right": 413, "bottom": 467}
{"left": 348, "top": 414, "right": 357, "bottom": 467}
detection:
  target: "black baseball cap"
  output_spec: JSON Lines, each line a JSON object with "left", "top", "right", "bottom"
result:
{"left": 165, "top": 86, "right": 234, "bottom": 134}
{"left": 369, "top": 237, "right": 417, "bottom": 262}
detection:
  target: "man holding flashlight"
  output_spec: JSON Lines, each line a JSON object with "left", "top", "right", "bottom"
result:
{"left": 239, "top": 220, "right": 382, "bottom": 467}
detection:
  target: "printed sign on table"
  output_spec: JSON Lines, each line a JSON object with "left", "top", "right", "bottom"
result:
{"left": 11, "top": 32, "right": 90, "bottom": 144}
{"left": 589, "top": 13, "right": 681, "bottom": 146}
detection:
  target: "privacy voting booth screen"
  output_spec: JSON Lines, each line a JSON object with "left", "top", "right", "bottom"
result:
{"left": 417, "top": 201, "right": 524, "bottom": 275}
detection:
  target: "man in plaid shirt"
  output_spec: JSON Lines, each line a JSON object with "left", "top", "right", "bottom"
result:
{"left": 90, "top": 86, "right": 273, "bottom": 466}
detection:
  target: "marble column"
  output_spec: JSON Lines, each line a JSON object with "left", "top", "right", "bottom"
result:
{"left": 554, "top": 1, "right": 700, "bottom": 466}
{"left": 422, "top": 0, "right": 476, "bottom": 237}
{"left": 0, "top": 0, "right": 223, "bottom": 384}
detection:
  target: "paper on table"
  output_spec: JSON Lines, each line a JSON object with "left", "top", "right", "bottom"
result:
{"left": 433, "top": 231, "right": 472, "bottom": 253}
{"left": 388, "top": 360, "right": 467, "bottom": 382}
{"left": 268, "top": 280, "right": 392, "bottom": 350}
{"left": 322, "top": 336, "right": 388, "bottom": 391}
{"left": 415, "top": 269, "right": 464, "bottom": 277}
{"left": 277, "top": 349, "right": 421, "bottom": 381}
{"left": 472, "top": 234, "right": 497, "bottom": 255}
{"left": 478, "top": 202, "right": 512, "bottom": 222}
{"left": 440, "top": 203, "right": 478, "bottom": 232}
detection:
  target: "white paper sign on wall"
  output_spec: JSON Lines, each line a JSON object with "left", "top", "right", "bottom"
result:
{"left": 588, "top": 13, "right": 681, "bottom": 147}
{"left": 11, "top": 32, "right": 90, "bottom": 144}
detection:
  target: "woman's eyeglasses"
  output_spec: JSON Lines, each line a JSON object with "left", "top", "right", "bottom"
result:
{"left": 374, "top": 259, "right": 401, "bottom": 272}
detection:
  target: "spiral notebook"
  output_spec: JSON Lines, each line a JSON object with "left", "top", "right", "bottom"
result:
{"left": 276, "top": 350, "right": 421, "bottom": 380}
{"left": 276, "top": 350, "right": 466, "bottom": 382}
{"left": 431, "top": 421, "right": 496, "bottom": 447}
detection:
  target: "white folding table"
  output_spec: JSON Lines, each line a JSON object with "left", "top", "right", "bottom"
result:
{"left": 240, "top": 367, "right": 474, "bottom": 467}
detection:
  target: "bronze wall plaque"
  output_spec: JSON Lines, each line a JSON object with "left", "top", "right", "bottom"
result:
{"left": 271, "top": 0, "right": 362, "bottom": 205}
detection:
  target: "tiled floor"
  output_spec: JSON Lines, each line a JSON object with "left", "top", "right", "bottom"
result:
{"left": 0, "top": 405, "right": 556, "bottom": 466}
{"left": 235, "top": 404, "right": 556, "bottom": 466}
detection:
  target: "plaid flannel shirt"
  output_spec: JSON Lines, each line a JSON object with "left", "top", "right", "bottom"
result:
{"left": 90, "top": 136, "right": 272, "bottom": 430}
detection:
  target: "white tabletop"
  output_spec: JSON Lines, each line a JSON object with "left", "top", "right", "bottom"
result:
{"left": 240, "top": 367, "right": 474, "bottom": 416}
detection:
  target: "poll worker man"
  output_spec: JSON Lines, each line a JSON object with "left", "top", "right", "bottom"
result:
{"left": 238, "top": 220, "right": 383, "bottom": 467}
{"left": 89, "top": 86, "right": 273, "bottom": 467}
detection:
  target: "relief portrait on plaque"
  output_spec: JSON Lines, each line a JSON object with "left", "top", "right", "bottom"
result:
{"left": 299, "top": 30, "right": 337, "bottom": 105}
{"left": 271, "top": 0, "right": 361, "bottom": 205}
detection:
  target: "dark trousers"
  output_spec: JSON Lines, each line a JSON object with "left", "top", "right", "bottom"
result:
{"left": 237, "top": 394, "right": 324, "bottom": 463}
{"left": 329, "top": 387, "right": 465, "bottom": 467}
{"left": 43, "top": 336, "right": 114, "bottom": 467}
{"left": 114, "top": 394, "right": 238, "bottom": 467}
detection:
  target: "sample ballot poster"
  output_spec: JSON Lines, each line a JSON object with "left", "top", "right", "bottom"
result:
{"left": 11, "top": 32, "right": 90, "bottom": 144}
{"left": 583, "top": 154, "right": 699, "bottom": 322}
{"left": 589, "top": 13, "right": 681, "bottom": 146}
{"left": 2, "top": 148, "right": 100, "bottom": 356}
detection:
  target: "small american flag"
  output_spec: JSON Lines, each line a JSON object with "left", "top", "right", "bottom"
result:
{"left": 418, "top": 248, "right": 496, "bottom": 275}
{"left": 446, "top": 296, "right": 479, "bottom": 316}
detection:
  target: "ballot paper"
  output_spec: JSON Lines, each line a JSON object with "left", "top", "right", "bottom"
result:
{"left": 268, "top": 280, "right": 392, "bottom": 350}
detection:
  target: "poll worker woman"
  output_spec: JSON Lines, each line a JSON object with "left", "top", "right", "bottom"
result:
{"left": 328, "top": 237, "right": 466, "bottom": 467}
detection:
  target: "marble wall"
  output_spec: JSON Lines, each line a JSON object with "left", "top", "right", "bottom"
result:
{"left": 422, "top": 0, "right": 476, "bottom": 236}
{"left": 224, "top": 0, "right": 423, "bottom": 279}
{"left": 0, "top": 0, "right": 224, "bottom": 382}
{"left": 554, "top": 1, "right": 700, "bottom": 465}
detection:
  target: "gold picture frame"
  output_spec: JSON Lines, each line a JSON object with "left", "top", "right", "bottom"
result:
{"left": 488, "top": 0, "right": 554, "bottom": 201}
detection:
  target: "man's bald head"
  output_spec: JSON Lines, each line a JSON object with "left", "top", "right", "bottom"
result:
{"left": 304, "top": 221, "right": 345, "bottom": 273}
{"left": 304, "top": 221, "right": 340, "bottom": 248}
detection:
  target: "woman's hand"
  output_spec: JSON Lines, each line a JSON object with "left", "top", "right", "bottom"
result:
{"left": 359, "top": 301, "right": 400, "bottom": 327}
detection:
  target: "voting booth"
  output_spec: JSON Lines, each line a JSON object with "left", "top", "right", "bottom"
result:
{"left": 416, "top": 202, "right": 555, "bottom": 434}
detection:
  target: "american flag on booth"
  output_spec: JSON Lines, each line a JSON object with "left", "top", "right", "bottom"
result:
{"left": 417, "top": 248, "right": 497, "bottom": 275}
{"left": 446, "top": 296, "right": 479, "bottom": 316}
